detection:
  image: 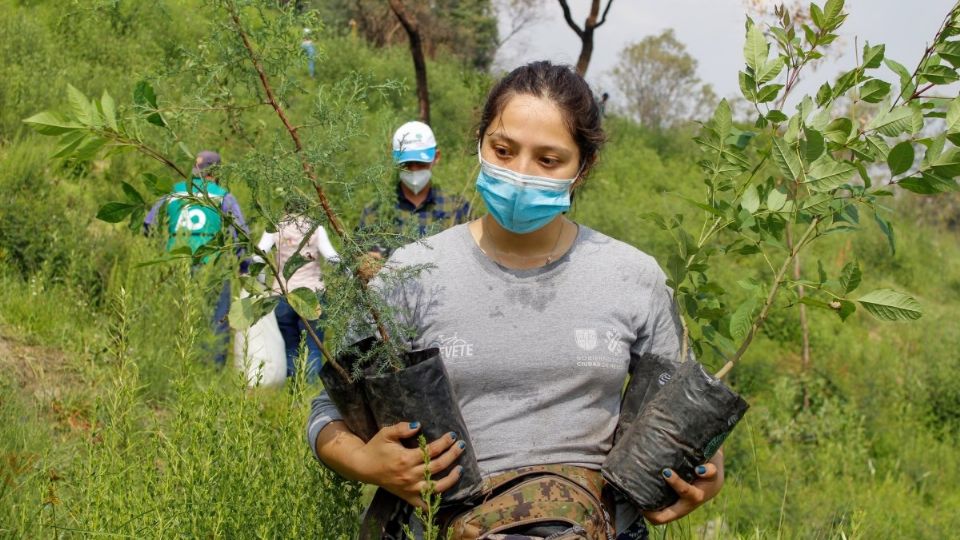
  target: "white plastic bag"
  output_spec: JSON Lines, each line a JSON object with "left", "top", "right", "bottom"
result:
{"left": 233, "top": 291, "right": 287, "bottom": 387}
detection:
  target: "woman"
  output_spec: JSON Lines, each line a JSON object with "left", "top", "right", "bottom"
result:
{"left": 307, "top": 61, "right": 723, "bottom": 538}
{"left": 256, "top": 214, "right": 340, "bottom": 381}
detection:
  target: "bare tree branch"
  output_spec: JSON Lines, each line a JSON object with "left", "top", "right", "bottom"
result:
{"left": 557, "top": 0, "right": 584, "bottom": 38}
{"left": 596, "top": 0, "right": 614, "bottom": 28}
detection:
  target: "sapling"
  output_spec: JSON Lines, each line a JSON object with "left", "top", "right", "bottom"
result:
{"left": 605, "top": 0, "right": 960, "bottom": 511}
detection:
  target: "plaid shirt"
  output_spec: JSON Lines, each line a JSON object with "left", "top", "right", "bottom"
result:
{"left": 357, "top": 183, "right": 471, "bottom": 254}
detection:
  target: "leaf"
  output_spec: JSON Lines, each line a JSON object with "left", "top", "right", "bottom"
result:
{"left": 840, "top": 261, "right": 862, "bottom": 294}
{"left": 803, "top": 127, "right": 825, "bottom": 163}
{"left": 805, "top": 156, "right": 856, "bottom": 192}
{"left": 936, "top": 40, "right": 960, "bottom": 68}
{"left": 744, "top": 23, "right": 769, "bottom": 73}
{"left": 741, "top": 184, "right": 760, "bottom": 213}
{"left": 772, "top": 138, "right": 803, "bottom": 180}
{"left": 887, "top": 141, "right": 915, "bottom": 177}
{"left": 866, "top": 106, "right": 914, "bottom": 137}
{"left": 920, "top": 64, "right": 960, "bottom": 85}
{"left": 730, "top": 297, "right": 758, "bottom": 342}
{"left": 72, "top": 136, "right": 107, "bottom": 161}
{"left": 712, "top": 99, "right": 732, "bottom": 137}
{"left": 859, "top": 79, "right": 891, "bottom": 103}
{"left": 766, "top": 185, "right": 788, "bottom": 211}
{"left": 133, "top": 80, "right": 165, "bottom": 127}
{"left": 862, "top": 42, "right": 885, "bottom": 69}
{"left": 816, "top": 83, "right": 832, "bottom": 106}
{"left": 933, "top": 148, "right": 960, "bottom": 176}
{"left": 824, "top": 117, "right": 853, "bottom": 144}
{"left": 863, "top": 135, "right": 890, "bottom": 162}
{"left": 856, "top": 289, "right": 922, "bottom": 321}
{"left": 823, "top": 0, "right": 845, "bottom": 27}
{"left": 873, "top": 212, "right": 895, "bottom": 254}
{"left": 96, "top": 201, "right": 138, "bottom": 223}
{"left": 766, "top": 110, "right": 788, "bottom": 123}
{"left": 803, "top": 192, "right": 833, "bottom": 213}
{"left": 66, "top": 84, "right": 92, "bottom": 125}
{"left": 739, "top": 71, "right": 757, "bottom": 102}
{"left": 282, "top": 252, "right": 311, "bottom": 282}
{"left": 837, "top": 299, "right": 856, "bottom": 321}
{"left": 121, "top": 181, "right": 145, "bottom": 205}
{"left": 287, "top": 287, "right": 322, "bottom": 321}
{"left": 143, "top": 173, "right": 173, "bottom": 197}
{"left": 756, "top": 57, "right": 785, "bottom": 85}
{"left": 946, "top": 96, "right": 960, "bottom": 132}
{"left": 898, "top": 171, "right": 959, "bottom": 194}
{"left": 101, "top": 90, "right": 118, "bottom": 131}
{"left": 756, "top": 84, "right": 784, "bottom": 103}
{"left": 52, "top": 130, "right": 87, "bottom": 158}
{"left": 23, "top": 111, "right": 82, "bottom": 135}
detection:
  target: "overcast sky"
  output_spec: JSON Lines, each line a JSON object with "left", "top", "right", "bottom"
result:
{"left": 495, "top": 0, "right": 955, "bottom": 107}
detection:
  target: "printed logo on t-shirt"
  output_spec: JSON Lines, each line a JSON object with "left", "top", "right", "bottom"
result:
{"left": 575, "top": 327, "right": 626, "bottom": 370}
{"left": 574, "top": 328, "right": 598, "bottom": 351}
{"left": 605, "top": 330, "right": 624, "bottom": 354}
{"left": 429, "top": 333, "right": 475, "bottom": 359}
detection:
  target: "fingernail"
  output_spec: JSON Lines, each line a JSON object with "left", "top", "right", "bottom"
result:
{"left": 696, "top": 465, "right": 706, "bottom": 475}
{"left": 458, "top": 465, "right": 464, "bottom": 474}
{"left": 458, "top": 440, "right": 466, "bottom": 449}
{"left": 662, "top": 469, "right": 672, "bottom": 478}
{"left": 449, "top": 431, "right": 458, "bottom": 440}
{"left": 409, "top": 421, "right": 419, "bottom": 429}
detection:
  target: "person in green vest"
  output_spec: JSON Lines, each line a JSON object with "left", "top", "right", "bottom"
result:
{"left": 144, "top": 151, "right": 249, "bottom": 365}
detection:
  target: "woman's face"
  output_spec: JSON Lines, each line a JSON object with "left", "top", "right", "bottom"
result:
{"left": 480, "top": 93, "right": 582, "bottom": 182}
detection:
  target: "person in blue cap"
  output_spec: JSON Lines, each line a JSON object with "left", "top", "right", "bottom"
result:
{"left": 356, "top": 121, "right": 471, "bottom": 279}
{"left": 144, "top": 150, "right": 248, "bottom": 365}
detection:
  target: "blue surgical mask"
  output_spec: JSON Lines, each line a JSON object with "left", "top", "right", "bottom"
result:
{"left": 475, "top": 153, "right": 579, "bottom": 234}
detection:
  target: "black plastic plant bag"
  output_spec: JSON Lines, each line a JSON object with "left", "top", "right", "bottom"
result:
{"left": 318, "top": 337, "right": 380, "bottom": 442}
{"left": 603, "top": 359, "right": 749, "bottom": 511}
{"left": 615, "top": 353, "right": 679, "bottom": 443}
{"left": 363, "top": 346, "right": 483, "bottom": 504}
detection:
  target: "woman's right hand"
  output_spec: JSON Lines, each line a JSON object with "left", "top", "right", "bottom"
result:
{"left": 322, "top": 421, "right": 466, "bottom": 508}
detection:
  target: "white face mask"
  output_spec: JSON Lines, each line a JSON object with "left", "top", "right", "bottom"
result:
{"left": 399, "top": 168, "right": 432, "bottom": 194}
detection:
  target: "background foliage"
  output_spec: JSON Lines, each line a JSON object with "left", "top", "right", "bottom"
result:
{"left": 1, "top": 0, "right": 959, "bottom": 538}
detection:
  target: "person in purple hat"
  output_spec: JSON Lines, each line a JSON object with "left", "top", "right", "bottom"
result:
{"left": 144, "top": 150, "right": 249, "bottom": 366}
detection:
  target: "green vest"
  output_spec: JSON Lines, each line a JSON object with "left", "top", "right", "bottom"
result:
{"left": 165, "top": 178, "right": 228, "bottom": 255}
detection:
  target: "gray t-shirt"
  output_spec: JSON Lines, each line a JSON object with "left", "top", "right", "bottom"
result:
{"left": 307, "top": 222, "right": 684, "bottom": 480}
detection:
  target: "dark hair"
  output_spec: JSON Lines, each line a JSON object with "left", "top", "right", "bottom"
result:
{"left": 478, "top": 61, "right": 606, "bottom": 178}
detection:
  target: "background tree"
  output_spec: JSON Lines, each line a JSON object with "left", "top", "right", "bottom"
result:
{"left": 387, "top": 0, "right": 431, "bottom": 124}
{"left": 558, "top": 0, "right": 614, "bottom": 76}
{"left": 315, "top": 0, "right": 499, "bottom": 71}
{"left": 612, "top": 29, "right": 717, "bottom": 129}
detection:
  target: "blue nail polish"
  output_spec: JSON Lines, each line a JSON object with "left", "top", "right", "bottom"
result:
{"left": 662, "top": 469, "right": 672, "bottom": 478}
{"left": 696, "top": 465, "right": 706, "bottom": 475}
{"left": 458, "top": 465, "right": 464, "bottom": 473}
{"left": 409, "top": 421, "right": 419, "bottom": 429}
{"left": 449, "top": 431, "right": 458, "bottom": 440}
{"left": 458, "top": 440, "right": 466, "bottom": 449}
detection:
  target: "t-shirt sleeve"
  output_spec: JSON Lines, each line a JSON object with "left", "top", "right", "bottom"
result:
{"left": 313, "top": 225, "right": 341, "bottom": 264}
{"left": 305, "top": 390, "right": 344, "bottom": 461}
{"left": 631, "top": 265, "right": 685, "bottom": 363}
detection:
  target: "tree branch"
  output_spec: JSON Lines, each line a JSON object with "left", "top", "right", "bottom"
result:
{"left": 595, "top": 0, "right": 614, "bottom": 28}
{"left": 715, "top": 216, "right": 822, "bottom": 379}
{"left": 557, "top": 0, "right": 584, "bottom": 38}
{"left": 225, "top": 1, "right": 392, "bottom": 371}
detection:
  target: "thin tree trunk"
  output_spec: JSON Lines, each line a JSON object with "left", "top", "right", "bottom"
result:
{"left": 786, "top": 224, "right": 812, "bottom": 410}
{"left": 388, "top": 0, "right": 430, "bottom": 124}
{"left": 558, "top": 0, "right": 614, "bottom": 76}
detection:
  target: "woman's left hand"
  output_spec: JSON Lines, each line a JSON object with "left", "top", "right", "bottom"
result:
{"left": 642, "top": 448, "right": 724, "bottom": 526}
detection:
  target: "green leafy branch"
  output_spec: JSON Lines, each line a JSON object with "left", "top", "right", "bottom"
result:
{"left": 661, "top": 0, "right": 960, "bottom": 377}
